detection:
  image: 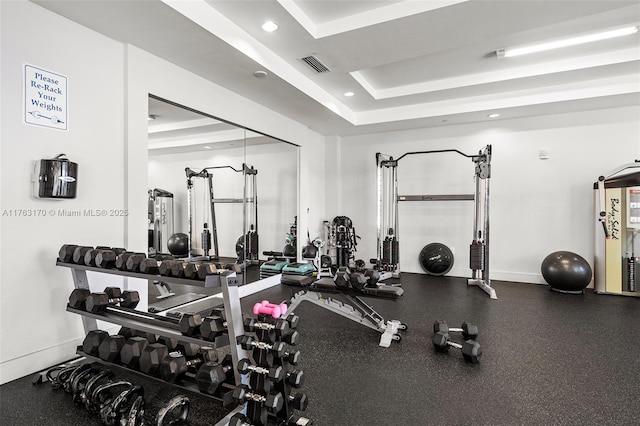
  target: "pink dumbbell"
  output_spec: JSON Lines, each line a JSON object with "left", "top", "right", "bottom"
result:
{"left": 253, "top": 300, "right": 288, "bottom": 319}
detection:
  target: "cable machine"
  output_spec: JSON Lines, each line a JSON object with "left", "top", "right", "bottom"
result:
{"left": 374, "top": 145, "right": 496, "bottom": 299}
{"left": 185, "top": 164, "right": 258, "bottom": 263}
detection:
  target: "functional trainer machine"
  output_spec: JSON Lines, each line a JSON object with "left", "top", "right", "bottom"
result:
{"left": 185, "top": 164, "right": 258, "bottom": 264}
{"left": 374, "top": 145, "right": 496, "bottom": 299}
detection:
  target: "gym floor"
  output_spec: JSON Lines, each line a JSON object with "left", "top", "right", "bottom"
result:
{"left": 2, "top": 273, "right": 639, "bottom": 425}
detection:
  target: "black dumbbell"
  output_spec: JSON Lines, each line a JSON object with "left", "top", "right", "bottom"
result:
{"left": 139, "top": 343, "right": 170, "bottom": 376}
{"left": 159, "top": 346, "right": 217, "bottom": 383}
{"left": 239, "top": 335, "right": 286, "bottom": 357}
{"left": 200, "top": 315, "right": 227, "bottom": 340}
{"left": 125, "top": 253, "right": 147, "bottom": 272}
{"left": 82, "top": 330, "right": 109, "bottom": 356}
{"left": 85, "top": 287, "right": 140, "bottom": 313}
{"left": 183, "top": 262, "right": 203, "bottom": 279}
{"left": 285, "top": 369, "right": 304, "bottom": 388}
{"left": 290, "top": 392, "right": 308, "bottom": 411}
{"left": 72, "top": 246, "right": 93, "bottom": 264}
{"left": 349, "top": 271, "right": 368, "bottom": 290}
{"left": 232, "top": 384, "right": 283, "bottom": 412}
{"left": 139, "top": 258, "right": 159, "bottom": 274}
{"left": 117, "top": 327, "right": 157, "bottom": 344}
{"left": 244, "top": 317, "right": 289, "bottom": 339}
{"left": 284, "top": 313, "right": 300, "bottom": 330}
{"left": 433, "top": 320, "right": 479, "bottom": 340}
{"left": 58, "top": 244, "right": 79, "bottom": 262}
{"left": 432, "top": 331, "right": 482, "bottom": 363}
{"left": 333, "top": 267, "right": 351, "bottom": 288}
{"left": 115, "top": 252, "right": 135, "bottom": 270}
{"left": 119, "top": 337, "right": 149, "bottom": 369}
{"left": 158, "top": 259, "right": 177, "bottom": 276}
{"left": 98, "top": 335, "right": 126, "bottom": 363}
{"left": 197, "top": 263, "right": 218, "bottom": 280}
{"left": 237, "top": 358, "right": 283, "bottom": 381}
{"left": 95, "top": 250, "right": 117, "bottom": 268}
{"left": 179, "top": 313, "right": 203, "bottom": 336}
{"left": 83, "top": 247, "right": 111, "bottom": 266}
{"left": 364, "top": 269, "right": 380, "bottom": 286}
{"left": 171, "top": 262, "right": 189, "bottom": 277}
{"left": 195, "top": 355, "right": 235, "bottom": 395}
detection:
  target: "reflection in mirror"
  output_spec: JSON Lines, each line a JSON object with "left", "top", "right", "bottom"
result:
{"left": 146, "top": 95, "right": 299, "bottom": 314}
{"left": 244, "top": 130, "right": 298, "bottom": 268}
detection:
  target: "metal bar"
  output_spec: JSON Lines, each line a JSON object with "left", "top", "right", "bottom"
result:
{"left": 208, "top": 174, "right": 220, "bottom": 260}
{"left": 219, "top": 272, "right": 249, "bottom": 386}
{"left": 71, "top": 268, "right": 97, "bottom": 333}
{"left": 398, "top": 194, "right": 474, "bottom": 201}
{"left": 393, "top": 148, "right": 483, "bottom": 163}
{"left": 212, "top": 198, "right": 247, "bottom": 203}
{"left": 57, "top": 261, "right": 222, "bottom": 289}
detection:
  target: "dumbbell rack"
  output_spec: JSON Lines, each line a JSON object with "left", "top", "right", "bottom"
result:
{"left": 57, "top": 261, "right": 251, "bottom": 412}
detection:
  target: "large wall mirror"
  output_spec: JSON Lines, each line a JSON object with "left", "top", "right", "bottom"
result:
{"left": 146, "top": 95, "right": 299, "bottom": 309}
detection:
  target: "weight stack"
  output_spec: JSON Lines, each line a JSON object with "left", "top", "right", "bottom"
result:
{"left": 469, "top": 241, "right": 485, "bottom": 271}
{"left": 382, "top": 237, "right": 399, "bottom": 265}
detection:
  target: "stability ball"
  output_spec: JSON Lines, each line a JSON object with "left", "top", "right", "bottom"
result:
{"left": 167, "top": 232, "right": 189, "bottom": 257}
{"left": 419, "top": 243, "right": 454, "bottom": 276}
{"left": 541, "top": 251, "right": 592, "bottom": 293}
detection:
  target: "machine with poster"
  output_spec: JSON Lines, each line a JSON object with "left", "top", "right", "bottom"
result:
{"left": 594, "top": 161, "right": 640, "bottom": 296}
{"left": 148, "top": 188, "right": 174, "bottom": 255}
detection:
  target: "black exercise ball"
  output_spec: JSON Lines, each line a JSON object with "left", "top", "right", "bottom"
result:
{"left": 301, "top": 244, "right": 317, "bottom": 259}
{"left": 283, "top": 243, "right": 296, "bottom": 257}
{"left": 419, "top": 243, "right": 454, "bottom": 276}
{"left": 167, "top": 233, "right": 189, "bottom": 257}
{"left": 541, "top": 251, "right": 592, "bottom": 292}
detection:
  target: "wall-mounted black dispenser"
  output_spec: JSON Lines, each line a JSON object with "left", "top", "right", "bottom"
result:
{"left": 33, "top": 154, "right": 78, "bottom": 199}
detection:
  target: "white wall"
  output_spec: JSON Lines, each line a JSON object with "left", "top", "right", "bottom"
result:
{"left": 0, "top": 0, "right": 129, "bottom": 383}
{"left": 337, "top": 107, "right": 640, "bottom": 283}
{"left": 0, "top": 1, "right": 326, "bottom": 383}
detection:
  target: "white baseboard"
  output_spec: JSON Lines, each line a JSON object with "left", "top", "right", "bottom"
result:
{"left": 0, "top": 337, "right": 84, "bottom": 385}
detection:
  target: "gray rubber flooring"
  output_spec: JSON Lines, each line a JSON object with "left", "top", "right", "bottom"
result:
{"left": 2, "top": 274, "right": 639, "bottom": 425}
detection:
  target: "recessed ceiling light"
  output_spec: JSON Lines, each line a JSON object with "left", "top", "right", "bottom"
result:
{"left": 204, "top": 146, "right": 212, "bottom": 149}
{"left": 262, "top": 21, "right": 278, "bottom": 32}
{"left": 344, "top": 92, "right": 355, "bottom": 97}
{"left": 253, "top": 70, "right": 268, "bottom": 78}
{"left": 487, "top": 113, "right": 500, "bottom": 118}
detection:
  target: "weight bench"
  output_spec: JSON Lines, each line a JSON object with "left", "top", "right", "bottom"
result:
{"left": 286, "top": 278, "right": 406, "bottom": 347}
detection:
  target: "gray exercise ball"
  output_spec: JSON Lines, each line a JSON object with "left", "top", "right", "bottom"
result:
{"left": 167, "top": 232, "right": 189, "bottom": 257}
{"left": 541, "top": 251, "right": 592, "bottom": 292}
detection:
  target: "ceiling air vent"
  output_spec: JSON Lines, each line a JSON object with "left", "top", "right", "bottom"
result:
{"left": 299, "top": 54, "right": 331, "bottom": 73}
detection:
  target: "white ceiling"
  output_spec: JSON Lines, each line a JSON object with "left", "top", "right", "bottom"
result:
{"left": 32, "top": 0, "right": 640, "bottom": 138}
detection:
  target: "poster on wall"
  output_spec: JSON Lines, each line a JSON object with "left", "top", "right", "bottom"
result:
{"left": 23, "top": 64, "right": 67, "bottom": 131}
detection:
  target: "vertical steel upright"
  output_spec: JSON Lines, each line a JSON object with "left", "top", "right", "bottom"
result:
{"left": 467, "top": 145, "right": 496, "bottom": 298}
{"left": 375, "top": 153, "right": 400, "bottom": 277}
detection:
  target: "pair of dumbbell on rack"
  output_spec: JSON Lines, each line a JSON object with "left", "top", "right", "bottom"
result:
{"left": 68, "top": 287, "right": 230, "bottom": 342}
{"left": 59, "top": 243, "right": 242, "bottom": 280}
{"left": 82, "top": 327, "right": 234, "bottom": 396}
{"left": 431, "top": 320, "right": 482, "bottom": 363}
